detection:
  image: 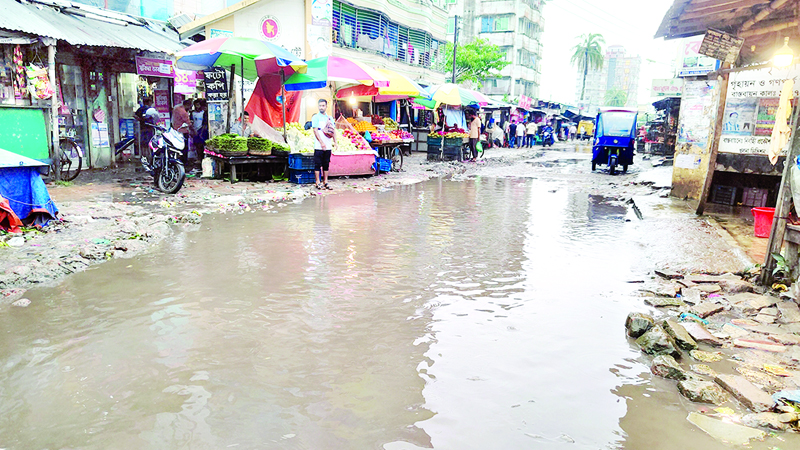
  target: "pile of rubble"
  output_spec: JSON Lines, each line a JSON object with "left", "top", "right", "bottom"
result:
{"left": 627, "top": 271, "right": 800, "bottom": 444}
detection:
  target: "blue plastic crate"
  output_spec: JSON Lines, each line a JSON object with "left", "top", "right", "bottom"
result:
{"left": 374, "top": 157, "right": 392, "bottom": 173}
{"left": 288, "top": 169, "right": 317, "bottom": 184}
{"left": 288, "top": 154, "right": 315, "bottom": 170}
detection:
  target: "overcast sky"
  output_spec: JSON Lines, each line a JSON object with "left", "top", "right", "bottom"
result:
{"left": 539, "top": 0, "right": 679, "bottom": 106}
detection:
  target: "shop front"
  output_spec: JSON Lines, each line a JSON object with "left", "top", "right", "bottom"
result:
{"left": 0, "top": 0, "right": 184, "bottom": 171}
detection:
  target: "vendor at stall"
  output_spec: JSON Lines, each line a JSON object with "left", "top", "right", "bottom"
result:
{"left": 231, "top": 112, "right": 253, "bottom": 137}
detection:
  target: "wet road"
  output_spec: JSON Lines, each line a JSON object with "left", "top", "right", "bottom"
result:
{"left": 1, "top": 174, "right": 794, "bottom": 449}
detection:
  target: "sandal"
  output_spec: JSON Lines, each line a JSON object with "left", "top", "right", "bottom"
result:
{"left": 324, "top": 183, "right": 333, "bottom": 190}
{"left": 315, "top": 183, "right": 323, "bottom": 189}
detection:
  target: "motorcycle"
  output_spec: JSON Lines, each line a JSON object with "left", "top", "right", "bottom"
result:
{"left": 591, "top": 108, "right": 637, "bottom": 175}
{"left": 541, "top": 127, "right": 555, "bottom": 147}
{"left": 142, "top": 123, "right": 187, "bottom": 194}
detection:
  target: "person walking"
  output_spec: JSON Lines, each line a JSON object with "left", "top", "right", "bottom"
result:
{"left": 312, "top": 98, "right": 336, "bottom": 190}
{"left": 504, "top": 120, "right": 511, "bottom": 147}
{"left": 508, "top": 121, "right": 517, "bottom": 148}
{"left": 171, "top": 98, "right": 194, "bottom": 166}
{"left": 525, "top": 120, "right": 538, "bottom": 147}
{"left": 515, "top": 119, "right": 525, "bottom": 148}
{"left": 468, "top": 112, "right": 481, "bottom": 161}
{"left": 569, "top": 123, "right": 578, "bottom": 141}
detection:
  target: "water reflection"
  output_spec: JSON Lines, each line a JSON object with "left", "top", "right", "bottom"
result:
{"left": 0, "top": 178, "right": 786, "bottom": 450}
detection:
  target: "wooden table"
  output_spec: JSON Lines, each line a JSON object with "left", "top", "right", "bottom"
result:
{"left": 204, "top": 150, "right": 288, "bottom": 183}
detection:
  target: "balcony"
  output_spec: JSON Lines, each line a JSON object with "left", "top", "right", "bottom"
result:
{"left": 333, "top": 2, "right": 447, "bottom": 72}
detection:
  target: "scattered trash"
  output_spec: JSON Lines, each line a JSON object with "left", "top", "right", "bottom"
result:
{"left": 91, "top": 238, "right": 111, "bottom": 245}
{"left": 679, "top": 312, "right": 708, "bottom": 325}
{"left": 689, "top": 350, "right": 724, "bottom": 362}
{"left": 7, "top": 236, "right": 24, "bottom": 247}
{"left": 764, "top": 365, "right": 792, "bottom": 377}
{"left": 11, "top": 298, "right": 31, "bottom": 307}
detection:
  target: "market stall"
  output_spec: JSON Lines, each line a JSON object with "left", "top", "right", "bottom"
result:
{"left": 414, "top": 84, "right": 488, "bottom": 161}
{"left": 203, "top": 130, "right": 290, "bottom": 183}
{"left": 645, "top": 97, "right": 680, "bottom": 156}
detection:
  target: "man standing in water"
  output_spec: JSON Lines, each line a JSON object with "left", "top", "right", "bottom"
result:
{"left": 312, "top": 98, "right": 336, "bottom": 190}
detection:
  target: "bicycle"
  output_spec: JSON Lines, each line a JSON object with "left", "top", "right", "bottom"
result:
{"left": 52, "top": 131, "right": 83, "bottom": 181}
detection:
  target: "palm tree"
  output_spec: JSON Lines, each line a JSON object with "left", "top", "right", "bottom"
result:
{"left": 604, "top": 87, "right": 628, "bottom": 107}
{"left": 570, "top": 33, "right": 605, "bottom": 102}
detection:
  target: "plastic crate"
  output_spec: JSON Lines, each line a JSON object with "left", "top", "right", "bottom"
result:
{"left": 444, "top": 137, "right": 463, "bottom": 147}
{"left": 742, "top": 187, "right": 768, "bottom": 207}
{"left": 427, "top": 135, "right": 443, "bottom": 146}
{"left": 288, "top": 169, "right": 317, "bottom": 184}
{"left": 288, "top": 154, "right": 315, "bottom": 170}
{"left": 374, "top": 157, "right": 392, "bottom": 172}
{"left": 710, "top": 185, "right": 737, "bottom": 206}
{"left": 427, "top": 151, "right": 441, "bottom": 161}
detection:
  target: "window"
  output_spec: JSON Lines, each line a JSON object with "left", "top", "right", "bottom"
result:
{"left": 517, "top": 17, "right": 541, "bottom": 39}
{"left": 447, "top": 17, "right": 455, "bottom": 34}
{"left": 481, "top": 15, "right": 511, "bottom": 33}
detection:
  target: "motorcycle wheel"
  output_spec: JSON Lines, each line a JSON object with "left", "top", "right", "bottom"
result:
{"left": 609, "top": 163, "right": 617, "bottom": 175}
{"left": 157, "top": 160, "right": 185, "bottom": 194}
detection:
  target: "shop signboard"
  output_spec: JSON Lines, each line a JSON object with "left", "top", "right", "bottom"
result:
{"left": 209, "top": 29, "right": 234, "bottom": 39}
{"left": 174, "top": 69, "right": 197, "bottom": 95}
{"left": 719, "top": 64, "right": 800, "bottom": 154}
{"left": 651, "top": 78, "right": 684, "bottom": 97}
{"left": 519, "top": 95, "right": 532, "bottom": 110}
{"left": 154, "top": 89, "right": 170, "bottom": 125}
{"left": 676, "top": 37, "right": 720, "bottom": 78}
{"left": 135, "top": 56, "right": 174, "bottom": 78}
{"left": 203, "top": 67, "right": 229, "bottom": 102}
{"left": 698, "top": 29, "right": 744, "bottom": 64}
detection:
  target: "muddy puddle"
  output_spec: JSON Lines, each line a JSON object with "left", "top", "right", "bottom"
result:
{"left": 0, "top": 177, "right": 791, "bottom": 449}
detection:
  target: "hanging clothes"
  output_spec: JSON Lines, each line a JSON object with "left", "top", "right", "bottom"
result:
{"left": 769, "top": 79, "right": 794, "bottom": 165}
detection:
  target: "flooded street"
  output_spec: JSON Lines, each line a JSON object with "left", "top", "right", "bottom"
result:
{"left": 2, "top": 167, "right": 797, "bottom": 449}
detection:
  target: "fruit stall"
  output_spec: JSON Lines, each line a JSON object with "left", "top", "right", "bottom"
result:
{"left": 282, "top": 119, "right": 378, "bottom": 184}
{"left": 346, "top": 116, "right": 413, "bottom": 171}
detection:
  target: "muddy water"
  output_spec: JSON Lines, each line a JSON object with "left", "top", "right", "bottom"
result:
{"left": 1, "top": 177, "right": 795, "bottom": 449}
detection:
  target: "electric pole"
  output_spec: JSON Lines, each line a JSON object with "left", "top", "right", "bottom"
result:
{"left": 451, "top": 15, "right": 458, "bottom": 84}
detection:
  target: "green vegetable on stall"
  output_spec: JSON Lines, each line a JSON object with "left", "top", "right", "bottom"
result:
{"left": 247, "top": 137, "right": 273, "bottom": 153}
{"left": 208, "top": 134, "right": 247, "bottom": 153}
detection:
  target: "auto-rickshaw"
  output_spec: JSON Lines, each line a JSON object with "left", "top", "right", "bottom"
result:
{"left": 577, "top": 119, "right": 594, "bottom": 140}
{"left": 591, "top": 108, "right": 637, "bottom": 175}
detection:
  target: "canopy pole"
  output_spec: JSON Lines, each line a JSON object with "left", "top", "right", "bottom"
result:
{"left": 281, "top": 68, "right": 287, "bottom": 140}
{"left": 226, "top": 64, "right": 235, "bottom": 134}
{"left": 240, "top": 56, "right": 245, "bottom": 121}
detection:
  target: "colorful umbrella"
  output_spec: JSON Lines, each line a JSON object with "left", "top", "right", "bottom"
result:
{"left": 175, "top": 37, "right": 306, "bottom": 80}
{"left": 284, "top": 56, "right": 389, "bottom": 91}
{"left": 175, "top": 37, "right": 306, "bottom": 134}
{"left": 414, "top": 83, "right": 490, "bottom": 108}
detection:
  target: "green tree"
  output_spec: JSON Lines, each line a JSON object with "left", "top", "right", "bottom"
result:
{"left": 604, "top": 87, "right": 628, "bottom": 107}
{"left": 440, "top": 38, "right": 511, "bottom": 87}
{"left": 570, "top": 33, "right": 605, "bottom": 102}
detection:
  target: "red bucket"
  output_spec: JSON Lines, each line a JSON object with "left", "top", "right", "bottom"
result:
{"left": 751, "top": 207, "right": 776, "bottom": 238}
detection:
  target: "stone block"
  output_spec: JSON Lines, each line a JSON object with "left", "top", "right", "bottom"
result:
{"left": 681, "top": 321, "right": 723, "bottom": 347}
{"left": 691, "top": 302, "right": 724, "bottom": 318}
{"left": 678, "top": 379, "right": 728, "bottom": 404}
{"left": 625, "top": 312, "right": 654, "bottom": 338}
{"left": 651, "top": 355, "right": 688, "bottom": 380}
{"left": 663, "top": 319, "right": 698, "bottom": 350}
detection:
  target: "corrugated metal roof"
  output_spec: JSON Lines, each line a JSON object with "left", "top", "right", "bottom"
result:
{"left": 0, "top": 0, "right": 183, "bottom": 54}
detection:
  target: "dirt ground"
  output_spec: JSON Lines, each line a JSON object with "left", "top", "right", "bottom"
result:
{"left": 0, "top": 142, "right": 753, "bottom": 304}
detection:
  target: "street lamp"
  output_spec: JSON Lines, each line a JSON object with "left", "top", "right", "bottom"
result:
{"left": 773, "top": 37, "right": 794, "bottom": 68}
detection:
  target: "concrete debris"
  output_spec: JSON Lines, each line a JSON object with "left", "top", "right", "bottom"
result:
{"left": 663, "top": 319, "right": 698, "bottom": 351}
{"left": 651, "top": 355, "right": 689, "bottom": 380}
{"left": 625, "top": 312, "right": 654, "bottom": 338}
{"left": 714, "top": 374, "right": 775, "bottom": 412}
{"left": 636, "top": 325, "right": 681, "bottom": 359}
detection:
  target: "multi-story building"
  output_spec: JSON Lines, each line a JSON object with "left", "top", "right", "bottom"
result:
{"left": 444, "top": 0, "right": 544, "bottom": 100}
{"left": 575, "top": 45, "right": 641, "bottom": 109}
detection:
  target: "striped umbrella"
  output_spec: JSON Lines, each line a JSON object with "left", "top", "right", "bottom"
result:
{"left": 284, "top": 56, "right": 389, "bottom": 91}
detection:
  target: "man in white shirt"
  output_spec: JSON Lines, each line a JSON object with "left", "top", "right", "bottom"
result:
{"left": 312, "top": 99, "right": 336, "bottom": 189}
{"left": 525, "top": 121, "right": 538, "bottom": 147}
{"left": 516, "top": 120, "right": 525, "bottom": 147}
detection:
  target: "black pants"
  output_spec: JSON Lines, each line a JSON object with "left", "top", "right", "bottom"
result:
{"left": 468, "top": 138, "right": 478, "bottom": 159}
